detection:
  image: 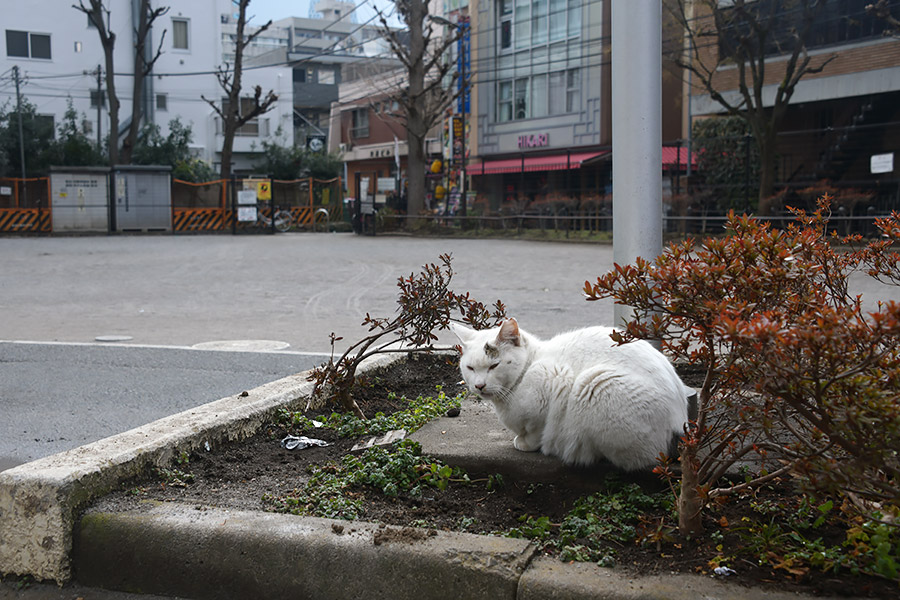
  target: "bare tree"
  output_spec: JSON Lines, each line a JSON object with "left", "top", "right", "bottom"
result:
{"left": 866, "top": 0, "right": 900, "bottom": 35}
{"left": 74, "top": 0, "right": 168, "bottom": 166}
{"left": 202, "top": 0, "right": 278, "bottom": 180}
{"left": 375, "top": 0, "right": 462, "bottom": 217}
{"left": 74, "top": 0, "right": 119, "bottom": 166}
{"left": 668, "top": 0, "right": 835, "bottom": 213}
{"left": 120, "top": 0, "right": 169, "bottom": 164}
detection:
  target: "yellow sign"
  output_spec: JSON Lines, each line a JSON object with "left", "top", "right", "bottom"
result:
{"left": 257, "top": 180, "right": 271, "bottom": 200}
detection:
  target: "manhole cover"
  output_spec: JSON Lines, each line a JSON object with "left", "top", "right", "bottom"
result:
{"left": 95, "top": 335, "right": 134, "bottom": 342}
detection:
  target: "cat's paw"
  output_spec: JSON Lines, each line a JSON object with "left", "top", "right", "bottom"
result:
{"left": 513, "top": 435, "right": 540, "bottom": 452}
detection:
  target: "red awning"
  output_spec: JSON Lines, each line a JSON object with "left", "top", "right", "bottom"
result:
{"left": 662, "top": 147, "right": 696, "bottom": 170}
{"left": 470, "top": 151, "right": 609, "bottom": 175}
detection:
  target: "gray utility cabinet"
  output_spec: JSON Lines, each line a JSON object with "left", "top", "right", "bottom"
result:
{"left": 112, "top": 165, "right": 172, "bottom": 232}
{"left": 49, "top": 167, "right": 111, "bottom": 233}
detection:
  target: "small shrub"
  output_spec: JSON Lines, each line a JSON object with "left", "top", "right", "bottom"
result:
{"left": 308, "top": 254, "right": 505, "bottom": 418}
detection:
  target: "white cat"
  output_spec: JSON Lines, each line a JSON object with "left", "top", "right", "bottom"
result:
{"left": 449, "top": 318, "right": 690, "bottom": 471}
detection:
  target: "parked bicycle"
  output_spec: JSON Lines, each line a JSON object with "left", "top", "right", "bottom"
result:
{"left": 257, "top": 203, "right": 293, "bottom": 232}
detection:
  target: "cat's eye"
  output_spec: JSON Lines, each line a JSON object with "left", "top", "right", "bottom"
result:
{"left": 466, "top": 366, "right": 474, "bottom": 371}
{"left": 488, "top": 363, "right": 500, "bottom": 370}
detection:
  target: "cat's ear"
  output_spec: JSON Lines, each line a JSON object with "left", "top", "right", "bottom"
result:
{"left": 448, "top": 321, "right": 476, "bottom": 345}
{"left": 497, "top": 318, "right": 521, "bottom": 346}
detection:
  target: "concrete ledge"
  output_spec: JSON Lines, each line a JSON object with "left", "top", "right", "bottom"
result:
{"left": 517, "top": 557, "right": 813, "bottom": 600}
{"left": 75, "top": 503, "right": 536, "bottom": 600}
{"left": 409, "top": 400, "right": 663, "bottom": 493}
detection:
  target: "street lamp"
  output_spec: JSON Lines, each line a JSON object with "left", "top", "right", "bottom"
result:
{"left": 430, "top": 14, "right": 469, "bottom": 225}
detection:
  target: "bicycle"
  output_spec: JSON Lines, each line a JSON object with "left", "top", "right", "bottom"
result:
{"left": 257, "top": 203, "right": 293, "bottom": 232}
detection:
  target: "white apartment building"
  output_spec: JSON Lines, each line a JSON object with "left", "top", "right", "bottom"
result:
{"left": 1, "top": 0, "right": 294, "bottom": 174}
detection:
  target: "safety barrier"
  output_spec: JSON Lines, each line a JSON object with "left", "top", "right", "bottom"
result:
{"left": 0, "top": 178, "right": 51, "bottom": 233}
{"left": 0, "top": 176, "right": 343, "bottom": 234}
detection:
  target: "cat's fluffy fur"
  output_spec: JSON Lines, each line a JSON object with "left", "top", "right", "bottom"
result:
{"left": 449, "top": 318, "right": 690, "bottom": 471}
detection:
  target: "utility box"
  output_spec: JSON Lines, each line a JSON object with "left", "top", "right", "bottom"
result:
{"left": 112, "top": 165, "right": 172, "bottom": 232}
{"left": 49, "top": 167, "right": 111, "bottom": 233}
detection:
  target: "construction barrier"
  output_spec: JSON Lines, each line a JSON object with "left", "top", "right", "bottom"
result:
{"left": 1, "top": 176, "right": 344, "bottom": 234}
{"left": 0, "top": 178, "right": 51, "bottom": 233}
{"left": 172, "top": 179, "right": 228, "bottom": 233}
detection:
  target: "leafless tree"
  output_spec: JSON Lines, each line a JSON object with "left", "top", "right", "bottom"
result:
{"left": 74, "top": 0, "right": 168, "bottom": 166}
{"left": 120, "top": 0, "right": 169, "bottom": 164}
{"left": 202, "top": 0, "right": 278, "bottom": 180}
{"left": 866, "top": 0, "right": 900, "bottom": 35}
{"left": 73, "top": 1, "right": 119, "bottom": 165}
{"left": 667, "top": 0, "right": 835, "bottom": 213}
{"left": 375, "top": 0, "right": 463, "bottom": 217}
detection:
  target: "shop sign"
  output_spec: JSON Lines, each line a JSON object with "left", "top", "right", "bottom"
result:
{"left": 518, "top": 133, "right": 549, "bottom": 149}
{"left": 871, "top": 153, "right": 894, "bottom": 174}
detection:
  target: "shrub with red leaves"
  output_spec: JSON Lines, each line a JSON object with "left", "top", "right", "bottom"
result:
{"left": 585, "top": 196, "right": 900, "bottom": 536}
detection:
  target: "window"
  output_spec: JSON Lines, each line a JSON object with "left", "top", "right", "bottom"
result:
{"left": 74, "top": 41, "right": 83, "bottom": 53}
{"left": 532, "top": 0, "right": 548, "bottom": 45}
{"left": 172, "top": 18, "right": 189, "bottom": 50}
{"left": 351, "top": 108, "right": 369, "bottom": 138}
{"left": 514, "top": 0, "right": 531, "bottom": 50}
{"left": 549, "top": 71, "right": 565, "bottom": 114}
{"left": 495, "top": 0, "right": 583, "bottom": 122}
{"left": 514, "top": 78, "right": 528, "bottom": 119}
{"left": 717, "top": 0, "right": 889, "bottom": 59}
{"left": 500, "top": 0, "right": 513, "bottom": 49}
{"left": 549, "top": 0, "right": 566, "bottom": 41}
{"left": 499, "top": 68, "right": 580, "bottom": 121}
{"left": 90, "top": 90, "right": 105, "bottom": 108}
{"left": 498, "top": 80, "right": 513, "bottom": 122}
{"left": 293, "top": 68, "right": 306, "bottom": 83}
{"left": 6, "top": 30, "right": 51, "bottom": 59}
{"left": 156, "top": 94, "right": 167, "bottom": 111}
{"left": 531, "top": 74, "right": 547, "bottom": 118}
{"left": 319, "top": 68, "right": 335, "bottom": 84}
{"left": 565, "top": 68, "right": 580, "bottom": 112}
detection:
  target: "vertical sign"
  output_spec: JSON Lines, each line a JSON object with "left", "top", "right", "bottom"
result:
{"left": 456, "top": 18, "right": 470, "bottom": 115}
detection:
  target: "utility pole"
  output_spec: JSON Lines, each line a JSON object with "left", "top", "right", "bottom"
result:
{"left": 458, "top": 17, "right": 469, "bottom": 227}
{"left": 611, "top": 0, "right": 662, "bottom": 327}
{"left": 13, "top": 65, "right": 27, "bottom": 206}
{"left": 96, "top": 65, "right": 102, "bottom": 150}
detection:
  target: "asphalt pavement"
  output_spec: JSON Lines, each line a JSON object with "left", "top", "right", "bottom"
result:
{"left": 0, "top": 342, "right": 324, "bottom": 470}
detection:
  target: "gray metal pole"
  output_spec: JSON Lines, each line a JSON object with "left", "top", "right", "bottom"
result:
{"left": 611, "top": 0, "right": 662, "bottom": 327}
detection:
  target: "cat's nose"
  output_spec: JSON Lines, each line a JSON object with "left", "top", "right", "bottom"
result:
{"left": 475, "top": 382, "right": 485, "bottom": 390}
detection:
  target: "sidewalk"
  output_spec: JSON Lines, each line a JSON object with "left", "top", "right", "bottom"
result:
{"left": 0, "top": 357, "right": 864, "bottom": 600}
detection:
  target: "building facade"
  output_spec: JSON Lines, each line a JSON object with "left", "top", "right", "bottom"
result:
{"left": 688, "top": 0, "right": 900, "bottom": 210}
{"left": 1, "top": 0, "right": 294, "bottom": 175}
{"left": 466, "top": 0, "right": 685, "bottom": 212}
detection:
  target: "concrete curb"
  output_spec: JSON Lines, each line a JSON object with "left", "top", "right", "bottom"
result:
{"left": 0, "top": 353, "right": 396, "bottom": 583}
{"left": 71, "top": 503, "right": 829, "bottom": 600}
{"left": 74, "top": 503, "right": 536, "bottom": 600}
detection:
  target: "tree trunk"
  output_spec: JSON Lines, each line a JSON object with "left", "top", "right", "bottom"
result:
{"left": 403, "top": 0, "right": 428, "bottom": 218}
{"left": 406, "top": 132, "right": 426, "bottom": 217}
{"left": 756, "top": 128, "right": 778, "bottom": 216}
{"left": 678, "top": 441, "right": 704, "bottom": 537}
{"left": 120, "top": 0, "right": 151, "bottom": 165}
